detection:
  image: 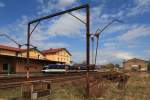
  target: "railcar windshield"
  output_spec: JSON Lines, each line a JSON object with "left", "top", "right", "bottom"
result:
{"left": 47, "top": 64, "right": 65, "bottom": 69}
{"left": 80, "top": 66, "right": 87, "bottom": 70}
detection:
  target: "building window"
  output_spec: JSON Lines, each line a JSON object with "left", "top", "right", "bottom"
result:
{"left": 16, "top": 52, "right": 18, "bottom": 56}
{"left": 38, "top": 55, "right": 40, "bottom": 59}
{"left": 3, "top": 64, "right": 8, "bottom": 71}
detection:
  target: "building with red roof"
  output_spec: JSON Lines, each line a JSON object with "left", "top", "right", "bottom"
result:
{"left": 0, "top": 44, "right": 71, "bottom": 73}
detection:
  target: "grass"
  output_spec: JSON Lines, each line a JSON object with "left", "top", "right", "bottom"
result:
{"left": 0, "top": 72, "right": 150, "bottom": 100}
{"left": 104, "top": 72, "right": 150, "bottom": 100}
{"left": 47, "top": 83, "right": 86, "bottom": 100}
{"left": 0, "top": 87, "right": 22, "bottom": 100}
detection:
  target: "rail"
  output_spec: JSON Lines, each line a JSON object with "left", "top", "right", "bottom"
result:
{"left": 0, "top": 71, "right": 129, "bottom": 89}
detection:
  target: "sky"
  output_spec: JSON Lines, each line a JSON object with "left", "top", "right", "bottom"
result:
{"left": 0, "top": 0, "right": 150, "bottom": 65}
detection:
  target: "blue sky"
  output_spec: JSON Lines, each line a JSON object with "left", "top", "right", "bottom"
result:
{"left": 0, "top": 0, "right": 150, "bottom": 64}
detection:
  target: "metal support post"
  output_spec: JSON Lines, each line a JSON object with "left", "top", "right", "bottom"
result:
{"left": 27, "top": 23, "right": 30, "bottom": 79}
{"left": 26, "top": 4, "right": 91, "bottom": 96}
{"left": 7, "top": 64, "right": 10, "bottom": 76}
{"left": 86, "top": 5, "right": 90, "bottom": 97}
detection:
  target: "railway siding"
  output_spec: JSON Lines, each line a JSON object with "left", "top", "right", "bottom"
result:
{"left": 0, "top": 71, "right": 129, "bottom": 90}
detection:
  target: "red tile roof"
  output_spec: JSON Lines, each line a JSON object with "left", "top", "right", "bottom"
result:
{"left": 42, "top": 48, "right": 71, "bottom": 56}
{"left": 0, "top": 44, "right": 33, "bottom": 52}
{"left": 42, "top": 48, "right": 63, "bottom": 54}
{"left": 124, "top": 58, "right": 148, "bottom": 63}
{"left": 0, "top": 54, "right": 58, "bottom": 63}
{"left": 0, "top": 44, "right": 71, "bottom": 56}
{"left": 0, "top": 44, "right": 21, "bottom": 51}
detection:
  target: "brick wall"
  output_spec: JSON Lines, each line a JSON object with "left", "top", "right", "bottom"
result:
{"left": 0, "top": 57, "right": 16, "bottom": 73}
{"left": 15, "top": 59, "right": 47, "bottom": 73}
{"left": 123, "top": 58, "right": 148, "bottom": 71}
{"left": 0, "top": 56, "right": 49, "bottom": 73}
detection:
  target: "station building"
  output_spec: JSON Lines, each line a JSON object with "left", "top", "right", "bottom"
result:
{"left": 0, "top": 45, "right": 71, "bottom": 74}
{"left": 42, "top": 48, "right": 71, "bottom": 65}
{"left": 123, "top": 58, "right": 148, "bottom": 71}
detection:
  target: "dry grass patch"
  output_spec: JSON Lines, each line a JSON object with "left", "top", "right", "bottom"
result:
{"left": 0, "top": 72, "right": 149, "bottom": 100}
{"left": 104, "top": 72, "right": 150, "bottom": 100}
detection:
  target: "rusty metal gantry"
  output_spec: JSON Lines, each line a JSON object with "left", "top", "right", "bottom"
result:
{"left": 92, "top": 19, "right": 124, "bottom": 66}
{"left": 26, "top": 4, "right": 90, "bottom": 96}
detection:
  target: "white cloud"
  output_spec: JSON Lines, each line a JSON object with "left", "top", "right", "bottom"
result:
{"left": 127, "top": 0, "right": 150, "bottom": 16}
{"left": 90, "top": 6, "right": 126, "bottom": 35}
{"left": 101, "top": 11, "right": 124, "bottom": 21}
{"left": 0, "top": 16, "right": 29, "bottom": 44}
{"left": 71, "top": 51, "right": 86, "bottom": 63}
{"left": 114, "top": 52, "right": 134, "bottom": 60}
{"left": 1, "top": 0, "right": 150, "bottom": 65}
{"left": 0, "top": 40, "right": 19, "bottom": 47}
{"left": 95, "top": 48, "right": 137, "bottom": 64}
{"left": 0, "top": 1, "right": 5, "bottom": 8}
{"left": 33, "top": 41, "right": 70, "bottom": 50}
{"left": 91, "top": 6, "right": 103, "bottom": 20}
{"left": 58, "top": 0, "right": 76, "bottom": 7}
{"left": 143, "top": 51, "right": 150, "bottom": 60}
{"left": 47, "top": 12, "right": 85, "bottom": 37}
{"left": 37, "top": 0, "right": 77, "bottom": 14}
{"left": 29, "top": 11, "right": 86, "bottom": 44}
{"left": 71, "top": 45, "right": 137, "bottom": 65}
{"left": 30, "top": 25, "right": 50, "bottom": 41}
{"left": 117, "top": 25, "right": 150, "bottom": 41}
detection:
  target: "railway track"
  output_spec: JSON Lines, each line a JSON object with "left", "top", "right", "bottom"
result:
{"left": 0, "top": 74, "right": 87, "bottom": 89}
{"left": 0, "top": 72, "right": 88, "bottom": 83}
{"left": 0, "top": 72, "right": 96, "bottom": 89}
{"left": 0, "top": 71, "right": 129, "bottom": 89}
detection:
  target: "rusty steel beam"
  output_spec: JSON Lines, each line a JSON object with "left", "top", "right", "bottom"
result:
{"left": 29, "top": 4, "right": 88, "bottom": 24}
{"left": 27, "top": 23, "right": 30, "bottom": 79}
{"left": 67, "top": 12, "right": 86, "bottom": 25}
{"left": 86, "top": 5, "right": 90, "bottom": 96}
{"left": 30, "top": 21, "right": 41, "bottom": 36}
{"left": 26, "top": 4, "right": 90, "bottom": 96}
{"left": 94, "top": 19, "right": 123, "bottom": 65}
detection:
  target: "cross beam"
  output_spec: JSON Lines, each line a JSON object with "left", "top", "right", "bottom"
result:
{"left": 27, "top": 4, "right": 90, "bottom": 96}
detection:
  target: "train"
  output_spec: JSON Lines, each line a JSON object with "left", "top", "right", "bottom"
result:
{"left": 42, "top": 64, "right": 95, "bottom": 73}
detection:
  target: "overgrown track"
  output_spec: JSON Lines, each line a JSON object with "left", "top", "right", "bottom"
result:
{"left": 0, "top": 71, "right": 129, "bottom": 89}
{"left": 0, "top": 72, "right": 86, "bottom": 83}
{"left": 0, "top": 74, "right": 87, "bottom": 89}
{"left": 0, "top": 72, "right": 94, "bottom": 88}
